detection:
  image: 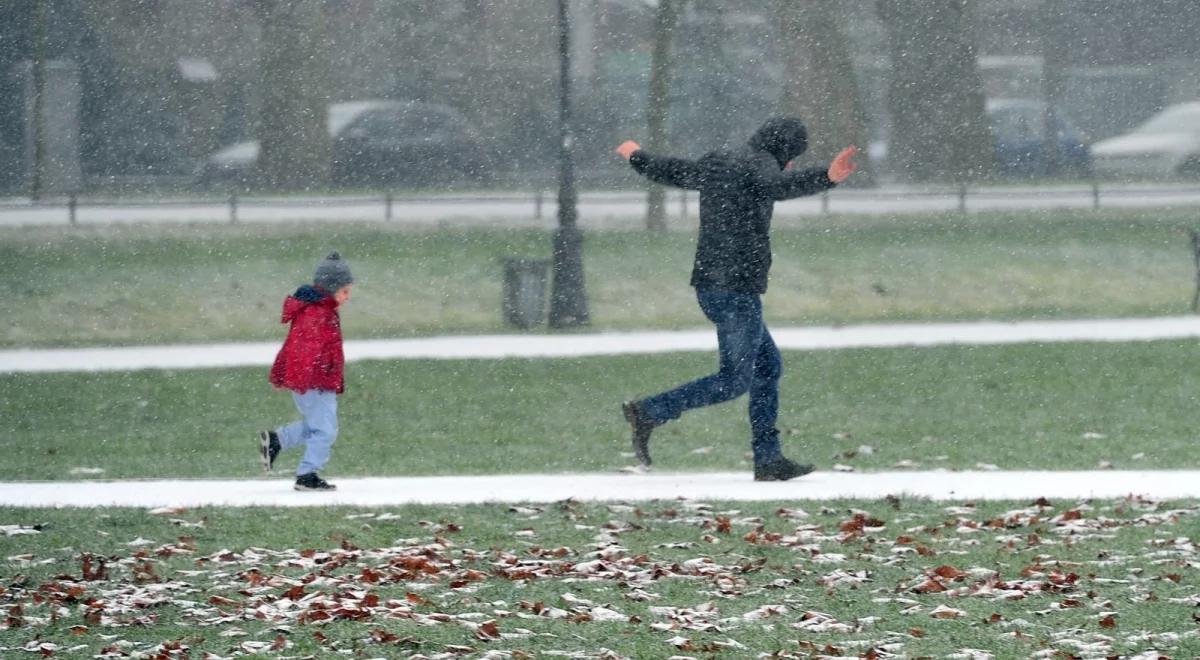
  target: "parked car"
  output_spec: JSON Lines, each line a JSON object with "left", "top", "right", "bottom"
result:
{"left": 986, "top": 98, "right": 1091, "bottom": 177}
{"left": 868, "top": 99, "right": 1091, "bottom": 178}
{"left": 332, "top": 101, "right": 494, "bottom": 186}
{"left": 195, "top": 100, "right": 493, "bottom": 188}
{"left": 1091, "top": 102, "right": 1200, "bottom": 180}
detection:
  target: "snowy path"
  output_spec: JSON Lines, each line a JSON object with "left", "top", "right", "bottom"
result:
{"left": 1, "top": 470, "right": 1196, "bottom": 507}
{"left": 5, "top": 316, "right": 1200, "bottom": 374}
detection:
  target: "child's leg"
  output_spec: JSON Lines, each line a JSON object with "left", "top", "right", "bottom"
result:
{"left": 286, "top": 389, "right": 338, "bottom": 476}
{"left": 275, "top": 396, "right": 310, "bottom": 453}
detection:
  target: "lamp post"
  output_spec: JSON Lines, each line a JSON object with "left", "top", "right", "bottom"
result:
{"left": 548, "top": 0, "right": 590, "bottom": 328}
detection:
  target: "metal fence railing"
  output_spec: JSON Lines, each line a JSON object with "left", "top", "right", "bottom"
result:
{"left": 3, "top": 183, "right": 1200, "bottom": 226}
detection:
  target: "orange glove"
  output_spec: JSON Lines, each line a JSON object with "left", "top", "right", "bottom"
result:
{"left": 616, "top": 140, "right": 641, "bottom": 161}
{"left": 828, "top": 145, "right": 859, "bottom": 183}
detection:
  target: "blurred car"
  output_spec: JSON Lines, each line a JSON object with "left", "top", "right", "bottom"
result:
{"left": 869, "top": 99, "right": 1091, "bottom": 178}
{"left": 1091, "top": 102, "right": 1200, "bottom": 179}
{"left": 986, "top": 98, "right": 1091, "bottom": 177}
{"left": 331, "top": 101, "right": 495, "bottom": 186}
{"left": 196, "top": 100, "right": 492, "bottom": 188}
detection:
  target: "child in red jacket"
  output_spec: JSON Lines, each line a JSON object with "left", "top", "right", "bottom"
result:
{"left": 259, "top": 252, "right": 353, "bottom": 491}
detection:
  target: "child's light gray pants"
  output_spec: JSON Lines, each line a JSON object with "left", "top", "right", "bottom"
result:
{"left": 277, "top": 389, "right": 338, "bottom": 477}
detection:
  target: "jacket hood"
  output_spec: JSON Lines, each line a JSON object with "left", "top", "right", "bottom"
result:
{"left": 281, "top": 285, "right": 336, "bottom": 322}
{"left": 747, "top": 117, "right": 808, "bottom": 167}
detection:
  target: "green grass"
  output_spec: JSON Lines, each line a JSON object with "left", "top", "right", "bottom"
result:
{"left": 2, "top": 498, "right": 1199, "bottom": 657}
{"left": 6, "top": 207, "right": 1200, "bottom": 655}
{"left": 4, "top": 208, "right": 1199, "bottom": 348}
{"left": 4, "top": 339, "right": 1199, "bottom": 481}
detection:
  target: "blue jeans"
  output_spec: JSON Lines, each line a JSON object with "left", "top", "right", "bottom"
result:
{"left": 276, "top": 389, "right": 338, "bottom": 476}
{"left": 640, "top": 287, "right": 784, "bottom": 464}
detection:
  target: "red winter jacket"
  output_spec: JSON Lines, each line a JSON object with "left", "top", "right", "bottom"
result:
{"left": 269, "top": 286, "right": 345, "bottom": 394}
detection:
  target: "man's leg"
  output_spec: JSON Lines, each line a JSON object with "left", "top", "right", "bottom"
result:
{"left": 639, "top": 289, "right": 763, "bottom": 424}
{"left": 748, "top": 326, "right": 783, "bottom": 464}
{"left": 747, "top": 325, "right": 814, "bottom": 481}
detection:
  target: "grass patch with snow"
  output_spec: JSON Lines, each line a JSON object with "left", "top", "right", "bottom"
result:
{"left": 1, "top": 497, "right": 1198, "bottom": 657}
{"left": 3, "top": 208, "right": 1197, "bottom": 348}
{"left": 3, "top": 339, "right": 1199, "bottom": 480}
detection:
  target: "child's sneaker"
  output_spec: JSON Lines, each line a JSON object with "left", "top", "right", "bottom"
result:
{"left": 294, "top": 472, "right": 336, "bottom": 491}
{"left": 258, "top": 431, "right": 281, "bottom": 471}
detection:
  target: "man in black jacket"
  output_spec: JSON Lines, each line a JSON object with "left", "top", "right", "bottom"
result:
{"left": 617, "top": 117, "right": 858, "bottom": 481}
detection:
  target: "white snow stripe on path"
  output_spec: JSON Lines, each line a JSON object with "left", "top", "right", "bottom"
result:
{"left": 5, "top": 316, "right": 1200, "bottom": 374}
{"left": 1, "top": 470, "right": 1197, "bottom": 507}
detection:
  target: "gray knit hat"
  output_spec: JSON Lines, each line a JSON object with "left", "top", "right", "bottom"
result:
{"left": 314, "top": 251, "right": 354, "bottom": 293}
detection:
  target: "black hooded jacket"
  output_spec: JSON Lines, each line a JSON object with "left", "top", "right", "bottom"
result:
{"left": 629, "top": 118, "right": 835, "bottom": 294}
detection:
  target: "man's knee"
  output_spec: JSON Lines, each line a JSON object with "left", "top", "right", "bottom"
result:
{"left": 720, "top": 369, "right": 754, "bottom": 398}
{"left": 754, "top": 347, "right": 782, "bottom": 381}
{"left": 755, "top": 358, "right": 782, "bottom": 382}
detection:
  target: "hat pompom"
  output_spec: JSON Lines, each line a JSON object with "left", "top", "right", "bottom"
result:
{"left": 314, "top": 251, "right": 354, "bottom": 293}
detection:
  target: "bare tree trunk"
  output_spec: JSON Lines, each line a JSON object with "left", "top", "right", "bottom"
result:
{"left": 876, "top": 0, "right": 992, "bottom": 182}
{"left": 30, "top": 0, "right": 47, "bottom": 200}
{"left": 1040, "top": 0, "right": 1067, "bottom": 177}
{"left": 255, "top": 0, "right": 330, "bottom": 191}
{"left": 645, "top": 0, "right": 681, "bottom": 231}
{"left": 776, "top": 0, "right": 870, "bottom": 183}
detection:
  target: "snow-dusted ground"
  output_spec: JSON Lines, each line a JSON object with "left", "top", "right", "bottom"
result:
{"left": 6, "top": 316, "right": 1200, "bottom": 506}
{"left": 5, "top": 316, "right": 1200, "bottom": 374}
{"left": 3, "top": 184, "right": 1200, "bottom": 227}
{"left": 1, "top": 470, "right": 1196, "bottom": 507}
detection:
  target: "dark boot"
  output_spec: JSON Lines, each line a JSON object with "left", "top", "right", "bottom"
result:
{"left": 294, "top": 472, "right": 336, "bottom": 491}
{"left": 621, "top": 400, "right": 658, "bottom": 467}
{"left": 258, "top": 431, "right": 281, "bottom": 472}
{"left": 753, "top": 457, "right": 815, "bottom": 482}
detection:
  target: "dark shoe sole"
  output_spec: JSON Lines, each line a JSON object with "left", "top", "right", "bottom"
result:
{"left": 622, "top": 401, "right": 653, "bottom": 467}
{"left": 293, "top": 483, "right": 337, "bottom": 492}
{"left": 258, "top": 431, "right": 273, "bottom": 472}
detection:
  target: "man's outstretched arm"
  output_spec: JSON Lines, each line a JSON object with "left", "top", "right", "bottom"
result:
{"left": 769, "top": 145, "right": 860, "bottom": 200}
{"left": 616, "top": 140, "right": 704, "bottom": 190}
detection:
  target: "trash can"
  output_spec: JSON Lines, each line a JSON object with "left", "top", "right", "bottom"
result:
{"left": 502, "top": 258, "right": 550, "bottom": 328}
